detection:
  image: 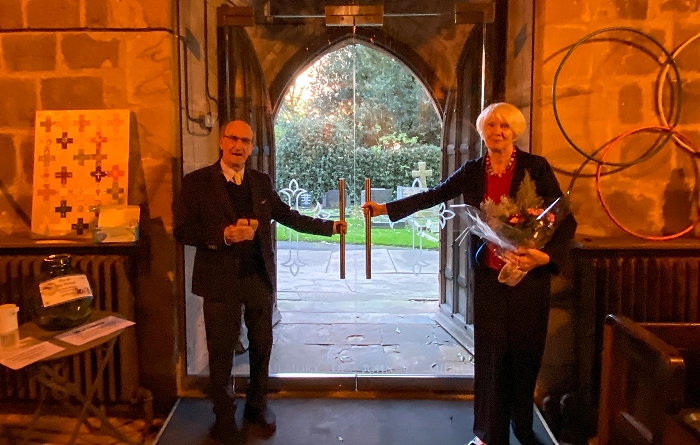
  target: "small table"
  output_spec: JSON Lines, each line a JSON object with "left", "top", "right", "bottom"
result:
{"left": 18, "top": 311, "right": 140, "bottom": 445}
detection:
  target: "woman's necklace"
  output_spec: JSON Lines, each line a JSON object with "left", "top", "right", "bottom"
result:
{"left": 486, "top": 149, "right": 516, "bottom": 177}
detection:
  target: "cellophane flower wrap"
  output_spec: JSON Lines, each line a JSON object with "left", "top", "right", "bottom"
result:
{"left": 452, "top": 170, "right": 569, "bottom": 286}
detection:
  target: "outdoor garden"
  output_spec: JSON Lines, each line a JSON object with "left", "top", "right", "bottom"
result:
{"left": 274, "top": 44, "right": 443, "bottom": 249}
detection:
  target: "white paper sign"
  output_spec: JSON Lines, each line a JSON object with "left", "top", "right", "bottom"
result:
{"left": 0, "top": 338, "right": 65, "bottom": 370}
{"left": 39, "top": 274, "right": 93, "bottom": 308}
{"left": 55, "top": 316, "right": 134, "bottom": 346}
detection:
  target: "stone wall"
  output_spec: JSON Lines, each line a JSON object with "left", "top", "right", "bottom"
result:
{"left": 521, "top": 3, "right": 700, "bottom": 436}
{"left": 533, "top": 0, "right": 700, "bottom": 239}
{"left": 244, "top": 3, "right": 472, "bottom": 115}
{"left": 3, "top": 0, "right": 692, "bottom": 412}
{"left": 0, "top": 0, "right": 180, "bottom": 407}
{"left": 179, "top": 0, "right": 221, "bottom": 176}
{"left": 505, "top": 0, "right": 534, "bottom": 153}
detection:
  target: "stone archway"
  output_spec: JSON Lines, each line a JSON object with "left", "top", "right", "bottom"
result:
{"left": 268, "top": 27, "right": 449, "bottom": 119}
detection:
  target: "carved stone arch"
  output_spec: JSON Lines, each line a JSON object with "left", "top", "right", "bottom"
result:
{"left": 268, "top": 27, "right": 445, "bottom": 120}
{"left": 217, "top": 25, "right": 275, "bottom": 176}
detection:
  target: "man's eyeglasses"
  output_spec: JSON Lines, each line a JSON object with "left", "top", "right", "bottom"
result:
{"left": 223, "top": 135, "right": 252, "bottom": 145}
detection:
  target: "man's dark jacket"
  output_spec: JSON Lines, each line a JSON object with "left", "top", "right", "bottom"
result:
{"left": 174, "top": 162, "right": 334, "bottom": 297}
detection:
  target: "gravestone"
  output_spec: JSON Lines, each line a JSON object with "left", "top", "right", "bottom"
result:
{"left": 411, "top": 161, "right": 433, "bottom": 188}
{"left": 397, "top": 179, "right": 438, "bottom": 227}
{"left": 361, "top": 188, "right": 404, "bottom": 229}
{"left": 396, "top": 183, "right": 427, "bottom": 200}
{"left": 298, "top": 192, "right": 313, "bottom": 209}
{"left": 360, "top": 188, "right": 393, "bottom": 204}
{"left": 322, "top": 189, "right": 348, "bottom": 209}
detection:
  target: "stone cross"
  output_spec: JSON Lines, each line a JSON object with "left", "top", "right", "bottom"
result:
{"left": 411, "top": 161, "right": 433, "bottom": 188}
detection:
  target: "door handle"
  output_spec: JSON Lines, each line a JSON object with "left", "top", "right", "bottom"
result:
{"left": 365, "top": 178, "right": 371, "bottom": 279}
{"left": 338, "top": 178, "right": 346, "bottom": 280}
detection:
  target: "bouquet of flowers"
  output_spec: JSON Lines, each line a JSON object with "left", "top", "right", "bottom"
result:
{"left": 452, "top": 171, "right": 569, "bottom": 286}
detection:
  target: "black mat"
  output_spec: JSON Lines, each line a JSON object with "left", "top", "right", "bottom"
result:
{"left": 156, "top": 397, "right": 555, "bottom": 445}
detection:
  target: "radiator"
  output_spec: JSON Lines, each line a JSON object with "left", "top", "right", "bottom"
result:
{"left": 0, "top": 254, "right": 139, "bottom": 405}
{"left": 590, "top": 255, "right": 700, "bottom": 323}
{"left": 573, "top": 242, "right": 700, "bottom": 406}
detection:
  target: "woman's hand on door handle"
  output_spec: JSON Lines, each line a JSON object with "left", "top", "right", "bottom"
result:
{"left": 362, "top": 201, "right": 387, "bottom": 218}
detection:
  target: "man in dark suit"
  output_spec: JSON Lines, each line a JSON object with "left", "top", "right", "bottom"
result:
{"left": 174, "top": 119, "right": 346, "bottom": 443}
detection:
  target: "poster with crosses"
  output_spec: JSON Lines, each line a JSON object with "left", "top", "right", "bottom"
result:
{"left": 31, "top": 110, "right": 130, "bottom": 238}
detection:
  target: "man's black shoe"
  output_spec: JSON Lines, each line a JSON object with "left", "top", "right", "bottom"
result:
{"left": 210, "top": 418, "right": 242, "bottom": 444}
{"left": 243, "top": 406, "right": 277, "bottom": 434}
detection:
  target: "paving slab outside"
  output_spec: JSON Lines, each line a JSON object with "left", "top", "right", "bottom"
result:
{"left": 232, "top": 242, "right": 475, "bottom": 377}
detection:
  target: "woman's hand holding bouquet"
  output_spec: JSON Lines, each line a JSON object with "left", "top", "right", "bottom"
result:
{"left": 453, "top": 171, "right": 569, "bottom": 286}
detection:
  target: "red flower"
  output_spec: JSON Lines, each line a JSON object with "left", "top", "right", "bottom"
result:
{"left": 507, "top": 214, "right": 524, "bottom": 225}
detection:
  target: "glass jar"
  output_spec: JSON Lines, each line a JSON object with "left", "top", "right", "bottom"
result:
{"left": 30, "top": 254, "right": 94, "bottom": 331}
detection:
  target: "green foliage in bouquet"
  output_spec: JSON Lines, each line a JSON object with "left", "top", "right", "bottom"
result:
{"left": 514, "top": 171, "right": 544, "bottom": 211}
{"left": 480, "top": 170, "right": 541, "bottom": 220}
{"left": 479, "top": 170, "right": 557, "bottom": 249}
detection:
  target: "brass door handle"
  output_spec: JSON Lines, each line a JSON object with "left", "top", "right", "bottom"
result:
{"left": 365, "top": 178, "right": 371, "bottom": 279}
{"left": 338, "top": 178, "right": 346, "bottom": 280}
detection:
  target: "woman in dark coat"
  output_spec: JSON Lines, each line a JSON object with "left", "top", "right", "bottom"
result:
{"left": 362, "top": 102, "right": 577, "bottom": 445}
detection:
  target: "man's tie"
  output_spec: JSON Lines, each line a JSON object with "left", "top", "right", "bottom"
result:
{"left": 232, "top": 171, "right": 242, "bottom": 185}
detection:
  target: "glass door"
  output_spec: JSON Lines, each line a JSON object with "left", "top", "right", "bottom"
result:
{"left": 268, "top": 41, "right": 473, "bottom": 381}
{"left": 182, "top": 6, "right": 486, "bottom": 395}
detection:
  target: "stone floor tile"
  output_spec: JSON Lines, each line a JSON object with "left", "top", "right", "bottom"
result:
{"left": 277, "top": 300, "right": 357, "bottom": 313}
{"left": 276, "top": 248, "right": 333, "bottom": 272}
{"left": 352, "top": 312, "right": 436, "bottom": 324}
{"left": 388, "top": 249, "right": 439, "bottom": 273}
{"left": 379, "top": 323, "right": 437, "bottom": 345}
{"left": 438, "top": 344, "right": 473, "bottom": 363}
{"left": 273, "top": 323, "right": 332, "bottom": 345}
{"left": 269, "top": 344, "right": 334, "bottom": 373}
{"left": 279, "top": 311, "right": 357, "bottom": 324}
{"left": 383, "top": 342, "right": 447, "bottom": 374}
{"left": 440, "top": 361, "right": 475, "bottom": 375}
{"left": 292, "top": 291, "right": 360, "bottom": 301}
{"left": 326, "top": 345, "right": 392, "bottom": 373}
{"left": 353, "top": 299, "right": 437, "bottom": 313}
{"left": 432, "top": 325, "right": 461, "bottom": 345}
{"left": 328, "top": 323, "right": 383, "bottom": 345}
{"left": 277, "top": 278, "right": 355, "bottom": 293}
{"left": 326, "top": 249, "right": 398, "bottom": 273}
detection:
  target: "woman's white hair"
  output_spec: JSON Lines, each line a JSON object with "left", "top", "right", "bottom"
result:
{"left": 475, "top": 102, "right": 527, "bottom": 140}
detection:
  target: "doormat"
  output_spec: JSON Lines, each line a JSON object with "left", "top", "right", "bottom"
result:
{"left": 155, "top": 397, "right": 556, "bottom": 445}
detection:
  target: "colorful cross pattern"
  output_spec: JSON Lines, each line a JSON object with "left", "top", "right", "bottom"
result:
{"left": 31, "top": 109, "right": 130, "bottom": 238}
